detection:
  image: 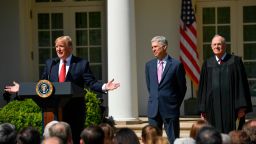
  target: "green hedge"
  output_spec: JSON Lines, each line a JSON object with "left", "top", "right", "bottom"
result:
{"left": 0, "top": 99, "right": 42, "bottom": 133}
{"left": 84, "top": 89, "right": 102, "bottom": 127}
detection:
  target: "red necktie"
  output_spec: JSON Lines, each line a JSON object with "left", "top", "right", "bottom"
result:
{"left": 59, "top": 60, "right": 66, "bottom": 82}
{"left": 157, "top": 61, "right": 164, "bottom": 83}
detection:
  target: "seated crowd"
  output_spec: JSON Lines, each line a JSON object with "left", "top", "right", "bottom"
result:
{"left": 0, "top": 119, "right": 255, "bottom": 144}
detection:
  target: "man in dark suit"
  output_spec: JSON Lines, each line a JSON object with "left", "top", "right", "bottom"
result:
{"left": 145, "top": 36, "right": 187, "bottom": 143}
{"left": 5, "top": 36, "right": 120, "bottom": 143}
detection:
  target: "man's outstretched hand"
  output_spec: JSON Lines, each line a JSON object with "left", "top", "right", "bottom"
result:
{"left": 4, "top": 81, "right": 20, "bottom": 94}
{"left": 105, "top": 79, "right": 120, "bottom": 91}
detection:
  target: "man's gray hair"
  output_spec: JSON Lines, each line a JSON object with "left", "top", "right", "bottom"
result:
{"left": 151, "top": 36, "right": 168, "bottom": 46}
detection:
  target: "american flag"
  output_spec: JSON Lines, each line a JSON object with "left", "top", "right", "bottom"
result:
{"left": 179, "top": 0, "right": 200, "bottom": 86}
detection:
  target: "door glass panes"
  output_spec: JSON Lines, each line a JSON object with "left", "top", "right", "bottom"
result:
{"left": 243, "top": 6, "right": 256, "bottom": 23}
{"left": 75, "top": 12, "right": 102, "bottom": 80}
{"left": 244, "top": 25, "right": 256, "bottom": 41}
{"left": 89, "top": 12, "right": 101, "bottom": 28}
{"left": 217, "top": 7, "right": 230, "bottom": 24}
{"left": 89, "top": 30, "right": 101, "bottom": 45}
{"left": 203, "top": 8, "right": 215, "bottom": 24}
{"left": 76, "top": 30, "right": 88, "bottom": 45}
{"left": 203, "top": 26, "right": 215, "bottom": 42}
{"left": 37, "top": 13, "right": 64, "bottom": 76}
{"left": 76, "top": 13, "right": 87, "bottom": 28}
{"left": 202, "top": 7, "right": 231, "bottom": 60}
{"left": 243, "top": 6, "right": 256, "bottom": 97}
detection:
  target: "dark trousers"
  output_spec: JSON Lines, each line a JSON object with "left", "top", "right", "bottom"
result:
{"left": 148, "top": 112, "right": 180, "bottom": 143}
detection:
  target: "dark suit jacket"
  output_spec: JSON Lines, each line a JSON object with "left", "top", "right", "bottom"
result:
{"left": 41, "top": 55, "right": 104, "bottom": 91}
{"left": 145, "top": 55, "right": 187, "bottom": 118}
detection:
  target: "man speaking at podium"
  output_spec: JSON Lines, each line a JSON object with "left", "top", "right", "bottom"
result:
{"left": 5, "top": 36, "right": 120, "bottom": 143}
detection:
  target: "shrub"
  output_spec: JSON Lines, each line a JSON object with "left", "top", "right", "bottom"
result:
{"left": 0, "top": 99, "right": 42, "bottom": 133}
{"left": 84, "top": 89, "right": 102, "bottom": 127}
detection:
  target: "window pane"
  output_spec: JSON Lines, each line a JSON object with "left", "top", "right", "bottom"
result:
{"left": 39, "top": 65, "right": 45, "bottom": 78}
{"left": 76, "top": 47, "right": 88, "bottom": 59}
{"left": 203, "top": 44, "right": 213, "bottom": 60}
{"left": 244, "top": 44, "right": 256, "bottom": 60}
{"left": 90, "top": 65, "right": 102, "bottom": 80}
{"left": 248, "top": 80, "right": 256, "bottom": 97}
{"left": 52, "top": 13, "right": 63, "bottom": 29}
{"left": 225, "top": 44, "right": 231, "bottom": 54}
{"left": 76, "top": 30, "right": 88, "bottom": 46}
{"left": 217, "top": 7, "right": 230, "bottom": 24}
{"left": 89, "top": 12, "right": 101, "bottom": 28}
{"left": 244, "top": 62, "right": 256, "bottom": 78}
{"left": 243, "top": 6, "right": 256, "bottom": 23}
{"left": 89, "top": 30, "right": 101, "bottom": 45}
{"left": 217, "top": 26, "right": 230, "bottom": 42}
{"left": 38, "top": 31, "right": 50, "bottom": 47}
{"left": 203, "top": 26, "right": 216, "bottom": 42}
{"left": 203, "top": 8, "right": 215, "bottom": 24}
{"left": 52, "top": 48, "right": 57, "bottom": 58}
{"left": 38, "top": 14, "right": 50, "bottom": 29}
{"left": 76, "top": 12, "right": 87, "bottom": 28}
{"left": 244, "top": 25, "right": 256, "bottom": 41}
{"left": 90, "top": 47, "right": 101, "bottom": 63}
{"left": 39, "top": 49, "right": 50, "bottom": 64}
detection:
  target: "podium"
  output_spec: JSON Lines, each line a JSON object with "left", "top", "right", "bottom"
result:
{"left": 18, "top": 81, "right": 85, "bottom": 126}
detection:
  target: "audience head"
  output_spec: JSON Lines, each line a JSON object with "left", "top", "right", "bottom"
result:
{"left": 80, "top": 125, "right": 104, "bottom": 144}
{"left": 229, "top": 130, "right": 251, "bottom": 144}
{"left": 190, "top": 119, "right": 209, "bottom": 139}
{"left": 221, "top": 133, "right": 231, "bottom": 144}
{"left": 154, "top": 136, "right": 170, "bottom": 144}
{"left": 16, "top": 126, "right": 41, "bottom": 144}
{"left": 0, "top": 123, "right": 17, "bottom": 144}
{"left": 113, "top": 128, "right": 140, "bottom": 144}
{"left": 195, "top": 126, "right": 222, "bottom": 144}
{"left": 99, "top": 123, "right": 114, "bottom": 144}
{"left": 141, "top": 124, "right": 162, "bottom": 144}
{"left": 174, "top": 137, "right": 195, "bottom": 144}
{"left": 42, "top": 136, "right": 64, "bottom": 144}
{"left": 49, "top": 121, "right": 73, "bottom": 144}
{"left": 242, "top": 119, "right": 256, "bottom": 143}
{"left": 43, "top": 120, "right": 59, "bottom": 139}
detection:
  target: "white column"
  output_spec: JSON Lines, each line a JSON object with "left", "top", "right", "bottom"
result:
{"left": 107, "top": 0, "right": 138, "bottom": 121}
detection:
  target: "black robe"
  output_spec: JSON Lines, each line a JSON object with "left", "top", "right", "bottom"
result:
{"left": 197, "top": 53, "right": 252, "bottom": 133}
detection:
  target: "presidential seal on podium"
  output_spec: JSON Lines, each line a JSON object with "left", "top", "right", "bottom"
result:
{"left": 36, "top": 80, "right": 53, "bottom": 98}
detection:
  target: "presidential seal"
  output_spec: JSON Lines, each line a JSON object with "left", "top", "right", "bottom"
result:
{"left": 36, "top": 80, "right": 53, "bottom": 98}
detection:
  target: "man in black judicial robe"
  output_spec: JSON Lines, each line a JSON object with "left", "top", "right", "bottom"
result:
{"left": 197, "top": 34, "right": 252, "bottom": 133}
